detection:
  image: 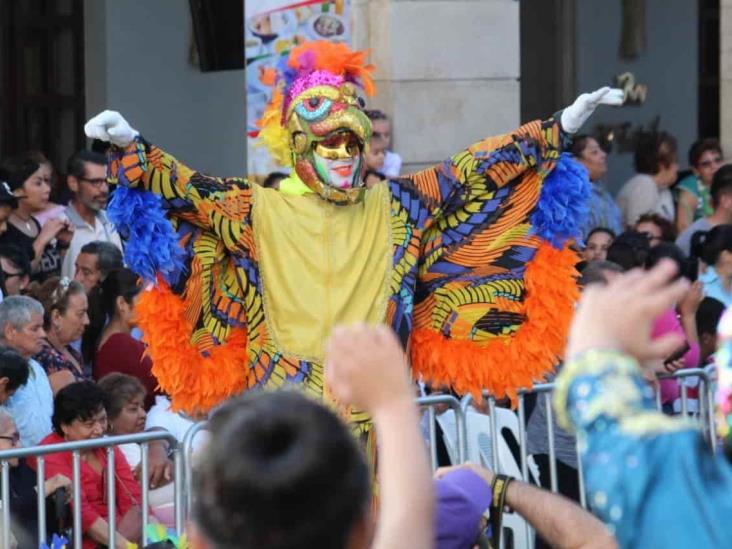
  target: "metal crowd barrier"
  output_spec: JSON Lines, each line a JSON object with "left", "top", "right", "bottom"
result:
{"left": 181, "top": 420, "right": 208, "bottom": 520}
{"left": 0, "top": 368, "right": 717, "bottom": 549}
{"left": 0, "top": 430, "right": 183, "bottom": 549}
{"left": 416, "top": 394, "right": 468, "bottom": 470}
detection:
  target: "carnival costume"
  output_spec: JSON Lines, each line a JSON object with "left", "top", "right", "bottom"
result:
{"left": 554, "top": 311, "right": 732, "bottom": 548}
{"left": 85, "top": 41, "right": 621, "bottom": 426}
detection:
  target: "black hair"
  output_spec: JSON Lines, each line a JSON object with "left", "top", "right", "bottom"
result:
{"left": 635, "top": 212, "right": 678, "bottom": 242}
{"left": 82, "top": 268, "right": 141, "bottom": 365}
{"left": 586, "top": 227, "right": 616, "bottom": 242}
{"left": 690, "top": 224, "right": 732, "bottom": 266}
{"left": 0, "top": 245, "right": 31, "bottom": 278}
{"left": 606, "top": 231, "right": 651, "bottom": 271}
{"left": 0, "top": 155, "right": 41, "bottom": 192}
{"left": 644, "top": 242, "right": 696, "bottom": 281}
{"left": 0, "top": 347, "right": 29, "bottom": 392}
{"left": 79, "top": 241, "right": 124, "bottom": 279}
{"left": 98, "top": 373, "right": 146, "bottom": 421}
{"left": 688, "top": 138, "right": 722, "bottom": 167}
{"left": 710, "top": 164, "right": 732, "bottom": 208}
{"left": 194, "top": 390, "right": 371, "bottom": 549}
{"left": 570, "top": 134, "right": 593, "bottom": 158}
{"left": 697, "top": 297, "right": 726, "bottom": 338}
{"left": 578, "top": 260, "right": 623, "bottom": 287}
{"left": 364, "top": 109, "right": 388, "bottom": 121}
{"left": 634, "top": 131, "right": 678, "bottom": 175}
{"left": 66, "top": 150, "right": 107, "bottom": 179}
{"left": 262, "top": 172, "right": 287, "bottom": 189}
{"left": 52, "top": 381, "right": 108, "bottom": 435}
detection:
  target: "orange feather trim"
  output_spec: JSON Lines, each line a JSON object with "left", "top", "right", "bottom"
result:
{"left": 136, "top": 280, "right": 250, "bottom": 414}
{"left": 410, "top": 243, "right": 580, "bottom": 405}
{"left": 288, "top": 40, "right": 376, "bottom": 97}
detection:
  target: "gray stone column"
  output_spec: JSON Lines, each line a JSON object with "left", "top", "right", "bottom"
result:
{"left": 352, "top": 0, "right": 520, "bottom": 173}
{"left": 722, "top": 0, "right": 732, "bottom": 156}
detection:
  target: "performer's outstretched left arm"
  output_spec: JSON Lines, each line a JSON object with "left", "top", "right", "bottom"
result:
{"left": 86, "top": 111, "right": 251, "bottom": 249}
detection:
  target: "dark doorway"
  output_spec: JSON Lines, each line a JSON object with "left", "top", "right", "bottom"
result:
{"left": 520, "top": 0, "right": 576, "bottom": 122}
{"left": 698, "top": 0, "right": 720, "bottom": 139}
{"left": 0, "top": 0, "right": 86, "bottom": 174}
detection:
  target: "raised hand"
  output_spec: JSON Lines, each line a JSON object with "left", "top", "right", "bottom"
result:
{"left": 325, "top": 324, "right": 413, "bottom": 418}
{"left": 567, "top": 260, "right": 690, "bottom": 361}
{"left": 84, "top": 110, "right": 139, "bottom": 148}
{"left": 560, "top": 87, "right": 625, "bottom": 134}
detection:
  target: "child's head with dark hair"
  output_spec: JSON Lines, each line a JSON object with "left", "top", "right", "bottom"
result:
{"left": 697, "top": 297, "right": 726, "bottom": 363}
{"left": 606, "top": 231, "right": 651, "bottom": 271}
{"left": 691, "top": 224, "right": 732, "bottom": 267}
{"left": 711, "top": 164, "right": 732, "bottom": 209}
{"left": 262, "top": 172, "right": 287, "bottom": 190}
{"left": 0, "top": 347, "right": 29, "bottom": 402}
{"left": 644, "top": 242, "right": 694, "bottom": 281}
{"left": 194, "top": 390, "right": 371, "bottom": 549}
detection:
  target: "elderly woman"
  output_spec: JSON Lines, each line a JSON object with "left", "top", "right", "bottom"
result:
{"left": 27, "top": 277, "right": 90, "bottom": 395}
{"left": 35, "top": 381, "right": 149, "bottom": 549}
{"left": 98, "top": 373, "right": 175, "bottom": 526}
{"left": 0, "top": 408, "right": 70, "bottom": 547}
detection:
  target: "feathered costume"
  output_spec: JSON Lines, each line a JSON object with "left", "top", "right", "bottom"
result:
{"left": 107, "top": 41, "right": 590, "bottom": 427}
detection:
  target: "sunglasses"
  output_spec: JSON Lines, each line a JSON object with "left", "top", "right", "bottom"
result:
{"left": 0, "top": 432, "right": 20, "bottom": 444}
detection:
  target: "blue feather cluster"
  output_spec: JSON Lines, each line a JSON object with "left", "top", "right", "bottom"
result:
{"left": 107, "top": 184, "right": 185, "bottom": 285}
{"left": 530, "top": 153, "right": 591, "bottom": 249}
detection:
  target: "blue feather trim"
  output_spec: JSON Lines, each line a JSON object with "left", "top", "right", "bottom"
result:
{"left": 107, "top": 184, "right": 185, "bottom": 285}
{"left": 530, "top": 153, "right": 591, "bottom": 249}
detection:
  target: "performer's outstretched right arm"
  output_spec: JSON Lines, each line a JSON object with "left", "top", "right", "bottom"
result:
{"left": 86, "top": 111, "right": 251, "bottom": 245}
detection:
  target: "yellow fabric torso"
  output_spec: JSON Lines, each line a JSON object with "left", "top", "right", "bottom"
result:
{"left": 252, "top": 182, "right": 392, "bottom": 361}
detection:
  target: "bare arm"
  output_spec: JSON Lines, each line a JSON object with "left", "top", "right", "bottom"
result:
{"left": 371, "top": 398, "right": 433, "bottom": 549}
{"left": 326, "top": 325, "right": 434, "bottom": 549}
{"left": 506, "top": 480, "right": 616, "bottom": 549}
{"left": 86, "top": 517, "right": 130, "bottom": 549}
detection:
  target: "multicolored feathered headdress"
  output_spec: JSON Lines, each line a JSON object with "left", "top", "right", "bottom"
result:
{"left": 257, "top": 41, "right": 376, "bottom": 204}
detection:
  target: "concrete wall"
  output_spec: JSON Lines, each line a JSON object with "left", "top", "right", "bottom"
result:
{"left": 353, "top": 0, "right": 520, "bottom": 174}
{"left": 84, "top": 0, "right": 246, "bottom": 177}
{"left": 575, "top": 0, "right": 698, "bottom": 194}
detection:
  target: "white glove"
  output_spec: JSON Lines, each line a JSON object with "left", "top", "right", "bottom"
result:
{"left": 84, "top": 110, "right": 139, "bottom": 148}
{"left": 560, "top": 87, "right": 624, "bottom": 134}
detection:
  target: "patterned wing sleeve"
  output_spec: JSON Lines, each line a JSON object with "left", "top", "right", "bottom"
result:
{"left": 108, "top": 137, "right": 252, "bottom": 252}
{"left": 407, "top": 116, "right": 585, "bottom": 401}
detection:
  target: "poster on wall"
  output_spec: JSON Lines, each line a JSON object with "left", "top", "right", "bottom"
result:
{"left": 246, "top": 0, "right": 352, "bottom": 179}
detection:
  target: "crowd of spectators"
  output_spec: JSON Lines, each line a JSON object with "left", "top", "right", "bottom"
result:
{"left": 0, "top": 116, "right": 728, "bottom": 548}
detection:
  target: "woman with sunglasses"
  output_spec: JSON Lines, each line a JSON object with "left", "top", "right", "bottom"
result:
{"left": 0, "top": 408, "right": 71, "bottom": 548}
{"left": 676, "top": 139, "right": 724, "bottom": 232}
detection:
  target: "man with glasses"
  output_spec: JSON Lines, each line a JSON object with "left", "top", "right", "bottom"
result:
{"left": 0, "top": 244, "right": 31, "bottom": 299}
{"left": 60, "top": 151, "right": 122, "bottom": 280}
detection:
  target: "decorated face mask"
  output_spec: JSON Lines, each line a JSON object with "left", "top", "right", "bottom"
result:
{"left": 257, "top": 41, "right": 376, "bottom": 205}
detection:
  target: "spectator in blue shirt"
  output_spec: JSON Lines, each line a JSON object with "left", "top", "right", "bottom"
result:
{"left": 693, "top": 224, "right": 732, "bottom": 307}
{"left": 572, "top": 135, "right": 623, "bottom": 238}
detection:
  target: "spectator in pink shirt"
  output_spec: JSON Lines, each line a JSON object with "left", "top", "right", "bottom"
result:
{"left": 645, "top": 244, "right": 702, "bottom": 411}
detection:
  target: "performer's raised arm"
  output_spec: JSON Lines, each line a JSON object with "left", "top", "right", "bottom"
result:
{"left": 85, "top": 110, "right": 251, "bottom": 244}
{"left": 403, "top": 87, "right": 624, "bottom": 221}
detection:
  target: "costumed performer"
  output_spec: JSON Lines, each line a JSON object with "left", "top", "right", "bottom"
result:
{"left": 555, "top": 260, "right": 732, "bottom": 548}
{"left": 84, "top": 41, "right": 623, "bottom": 433}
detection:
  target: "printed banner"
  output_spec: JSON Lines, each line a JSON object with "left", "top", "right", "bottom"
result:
{"left": 246, "top": 0, "right": 351, "bottom": 178}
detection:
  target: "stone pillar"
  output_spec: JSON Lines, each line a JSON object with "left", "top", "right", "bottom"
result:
{"left": 352, "top": 0, "right": 520, "bottom": 173}
{"left": 722, "top": 0, "right": 732, "bottom": 156}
